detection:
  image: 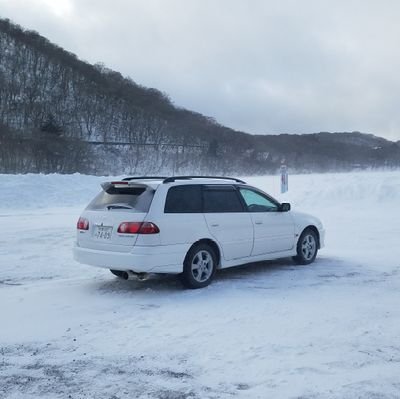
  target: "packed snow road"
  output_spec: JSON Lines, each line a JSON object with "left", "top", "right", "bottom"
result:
{"left": 0, "top": 172, "right": 399, "bottom": 399}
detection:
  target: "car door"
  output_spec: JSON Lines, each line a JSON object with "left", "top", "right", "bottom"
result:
{"left": 203, "top": 185, "right": 254, "bottom": 261}
{"left": 158, "top": 184, "right": 206, "bottom": 245}
{"left": 238, "top": 187, "right": 295, "bottom": 255}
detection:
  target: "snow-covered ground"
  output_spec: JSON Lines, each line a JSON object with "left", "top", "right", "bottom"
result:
{"left": 0, "top": 171, "right": 399, "bottom": 398}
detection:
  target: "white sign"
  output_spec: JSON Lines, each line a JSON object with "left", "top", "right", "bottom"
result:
{"left": 280, "top": 165, "right": 288, "bottom": 193}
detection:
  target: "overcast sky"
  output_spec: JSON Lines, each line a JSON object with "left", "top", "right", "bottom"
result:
{"left": 1, "top": 0, "right": 400, "bottom": 140}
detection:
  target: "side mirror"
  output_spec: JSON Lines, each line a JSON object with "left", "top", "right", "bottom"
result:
{"left": 279, "top": 203, "right": 291, "bottom": 212}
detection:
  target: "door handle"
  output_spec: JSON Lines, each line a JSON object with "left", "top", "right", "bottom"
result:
{"left": 211, "top": 223, "right": 219, "bottom": 227}
{"left": 255, "top": 221, "right": 263, "bottom": 225}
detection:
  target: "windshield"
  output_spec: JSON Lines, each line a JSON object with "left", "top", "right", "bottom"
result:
{"left": 86, "top": 186, "right": 155, "bottom": 212}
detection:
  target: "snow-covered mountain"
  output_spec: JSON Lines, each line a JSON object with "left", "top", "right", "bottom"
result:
{"left": 1, "top": 18, "right": 399, "bottom": 175}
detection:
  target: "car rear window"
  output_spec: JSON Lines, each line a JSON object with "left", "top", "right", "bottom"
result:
{"left": 87, "top": 186, "right": 155, "bottom": 212}
{"left": 164, "top": 185, "right": 202, "bottom": 213}
{"left": 203, "top": 186, "right": 244, "bottom": 213}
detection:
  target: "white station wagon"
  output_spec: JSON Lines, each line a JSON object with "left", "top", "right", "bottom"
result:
{"left": 74, "top": 176, "right": 325, "bottom": 288}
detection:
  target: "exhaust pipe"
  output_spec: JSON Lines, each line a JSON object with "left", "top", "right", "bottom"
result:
{"left": 123, "top": 270, "right": 150, "bottom": 281}
{"left": 137, "top": 273, "right": 150, "bottom": 281}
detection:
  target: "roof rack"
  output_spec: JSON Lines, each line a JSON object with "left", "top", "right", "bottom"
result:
{"left": 122, "top": 176, "right": 169, "bottom": 181}
{"left": 162, "top": 176, "right": 246, "bottom": 184}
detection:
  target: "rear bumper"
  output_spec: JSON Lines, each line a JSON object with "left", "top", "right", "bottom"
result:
{"left": 73, "top": 243, "right": 189, "bottom": 274}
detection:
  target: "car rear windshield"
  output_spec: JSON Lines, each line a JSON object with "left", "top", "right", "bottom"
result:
{"left": 86, "top": 186, "right": 155, "bottom": 212}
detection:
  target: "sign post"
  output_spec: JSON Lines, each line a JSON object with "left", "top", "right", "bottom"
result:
{"left": 280, "top": 164, "right": 288, "bottom": 193}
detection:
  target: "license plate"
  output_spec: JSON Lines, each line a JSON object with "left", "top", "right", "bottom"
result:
{"left": 94, "top": 225, "right": 113, "bottom": 240}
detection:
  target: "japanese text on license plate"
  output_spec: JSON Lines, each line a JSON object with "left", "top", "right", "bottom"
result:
{"left": 94, "top": 225, "right": 113, "bottom": 240}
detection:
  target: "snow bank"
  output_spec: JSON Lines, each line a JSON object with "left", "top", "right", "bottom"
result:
{"left": 246, "top": 170, "right": 400, "bottom": 207}
{"left": 0, "top": 173, "right": 111, "bottom": 210}
{"left": 1, "top": 170, "right": 399, "bottom": 211}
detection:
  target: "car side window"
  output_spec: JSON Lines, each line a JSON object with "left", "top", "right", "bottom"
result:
{"left": 239, "top": 188, "right": 278, "bottom": 212}
{"left": 203, "top": 186, "right": 244, "bottom": 213}
{"left": 164, "top": 185, "right": 202, "bottom": 213}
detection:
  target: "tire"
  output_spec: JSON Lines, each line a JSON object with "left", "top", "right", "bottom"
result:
{"left": 181, "top": 243, "right": 217, "bottom": 289}
{"left": 293, "top": 228, "right": 318, "bottom": 265}
{"left": 110, "top": 269, "right": 128, "bottom": 279}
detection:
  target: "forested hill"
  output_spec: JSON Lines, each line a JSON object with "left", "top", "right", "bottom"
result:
{"left": 1, "top": 17, "right": 399, "bottom": 175}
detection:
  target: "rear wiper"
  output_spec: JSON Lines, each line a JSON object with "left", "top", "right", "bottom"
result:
{"left": 106, "top": 204, "right": 134, "bottom": 210}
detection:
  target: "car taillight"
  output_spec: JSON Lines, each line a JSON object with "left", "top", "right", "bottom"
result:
{"left": 118, "top": 222, "right": 141, "bottom": 234}
{"left": 117, "top": 222, "right": 160, "bottom": 234}
{"left": 138, "top": 222, "right": 160, "bottom": 234}
{"left": 77, "top": 217, "right": 89, "bottom": 230}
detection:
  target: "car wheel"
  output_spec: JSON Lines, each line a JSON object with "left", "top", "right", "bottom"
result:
{"left": 110, "top": 269, "right": 128, "bottom": 279}
{"left": 181, "top": 243, "right": 217, "bottom": 289}
{"left": 293, "top": 228, "right": 318, "bottom": 265}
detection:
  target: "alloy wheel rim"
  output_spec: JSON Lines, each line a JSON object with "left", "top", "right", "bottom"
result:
{"left": 191, "top": 250, "right": 213, "bottom": 282}
{"left": 301, "top": 234, "right": 316, "bottom": 260}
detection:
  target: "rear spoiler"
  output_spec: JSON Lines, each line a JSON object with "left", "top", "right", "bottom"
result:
{"left": 101, "top": 181, "right": 149, "bottom": 192}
